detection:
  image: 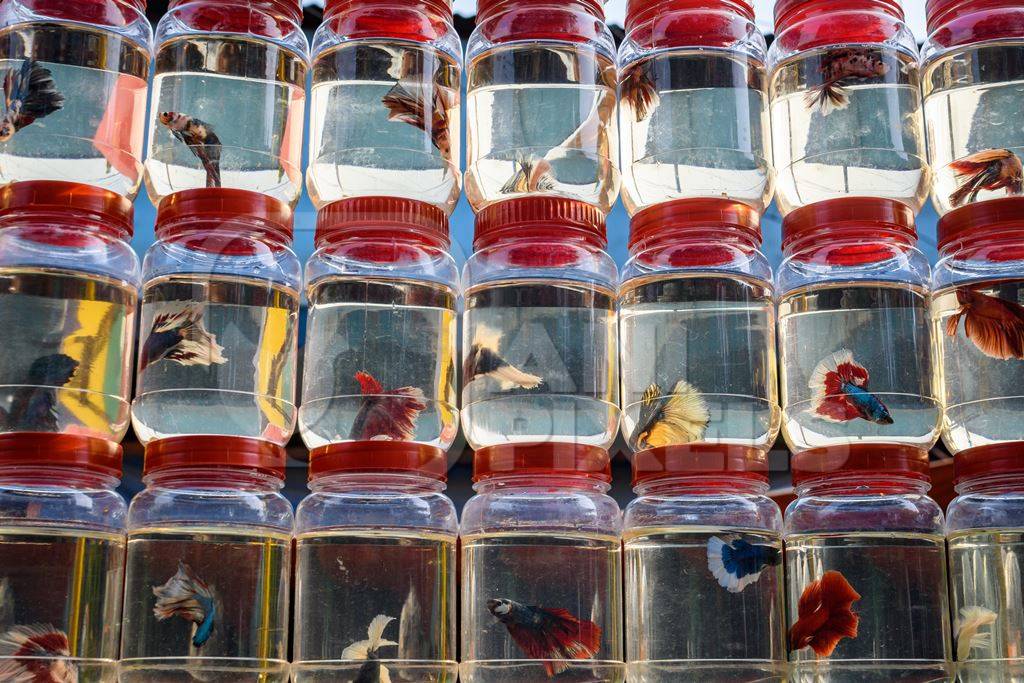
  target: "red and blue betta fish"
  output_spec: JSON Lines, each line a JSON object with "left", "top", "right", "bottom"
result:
{"left": 487, "top": 598, "right": 602, "bottom": 677}
{"left": 0, "top": 353, "right": 79, "bottom": 432}
{"left": 707, "top": 535, "right": 781, "bottom": 593}
{"left": 158, "top": 111, "right": 223, "bottom": 188}
{"left": 0, "top": 624, "right": 77, "bottom": 682}
{"left": 0, "top": 59, "right": 64, "bottom": 142}
{"left": 809, "top": 349, "right": 893, "bottom": 425}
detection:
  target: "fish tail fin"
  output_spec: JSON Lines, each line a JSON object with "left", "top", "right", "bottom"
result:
{"left": 355, "top": 371, "right": 385, "bottom": 395}
{"left": 804, "top": 80, "right": 849, "bottom": 115}
{"left": 654, "top": 379, "right": 710, "bottom": 443}
{"left": 153, "top": 561, "right": 213, "bottom": 624}
{"left": 172, "top": 310, "right": 227, "bottom": 366}
{"left": 0, "top": 623, "right": 71, "bottom": 658}
{"left": 809, "top": 349, "right": 869, "bottom": 422}
{"left": 538, "top": 607, "right": 602, "bottom": 664}
{"left": 495, "top": 364, "right": 543, "bottom": 391}
{"left": 366, "top": 614, "right": 396, "bottom": 652}
{"left": 945, "top": 307, "right": 966, "bottom": 338}
{"left": 956, "top": 606, "right": 997, "bottom": 660}
{"left": 950, "top": 172, "right": 985, "bottom": 207}
{"left": 18, "top": 61, "right": 64, "bottom": 120}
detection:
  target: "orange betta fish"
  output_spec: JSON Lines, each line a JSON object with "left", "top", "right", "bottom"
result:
{"left": 805, "top": 48, "right": 889, "bottom": 115}
{"left": 789, "top": 570, "right": 861, "bottom": 657}
{"left": 382, "top": 81, "right": 453, "bottom": 159}
{"left": 946, "top": 287, "right": 1024, "bottom": 360}
{"left": 620, "top": 62, "right": 659, "bottom": 122}
{"left": 949, "top": 149, "right": 1024, "bottom": 207}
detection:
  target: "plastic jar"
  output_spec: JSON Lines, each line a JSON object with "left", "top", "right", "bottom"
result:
{"left": 146, "top": 0, "right": 308, "bottom": 205}
{"left": 923, "top": 0, "right": 1024, "bottom": 215}
{"left": 460, "top": 444, "right": 624, "bottom": 682}
{"left": 776, "top": 198, "right": 941, "bottom": 459}
{"left": 618, "top": 0, "right": 772, "bottom": 215}
{"left": 767, "top": 0, "right": 928, "bottom": 215}
{"left": 465, "top": 0, "right": 619, "bottom": 212}
{"left": 461, "top": 197, "right": 619, "bottom": 451}
{"left": 300, "top": 198, "right": 459, "bottom": 453}
{"left": 307, "top": 0, "right": 462, "bottom": 213}
{"left": 293, "top": 443, "right": 458, "bottom": 682}
{"left": 0, "top": 0, "right": 152, "bottom": 197}
{"left": 0, "top": 181, "right": 139, "bottom": 441}
{"left": 0, "top": 433, "right": 126, "bottom": 682}
{"left": 119, "top": 436, "right": 293, "bottom": 683}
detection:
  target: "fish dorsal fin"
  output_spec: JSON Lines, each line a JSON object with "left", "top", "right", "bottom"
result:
{"left": 366, "top": 614, "right": 396, "bottom": 651}
{"left": 641, "top": 383, "right": 663, "bottom": 407}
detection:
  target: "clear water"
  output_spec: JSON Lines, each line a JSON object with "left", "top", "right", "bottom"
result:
{"left": 461, "top": 280, "right": 619, "bottom": 450}
{"left": 619, "top": 49, "right": 772, "bottom": 215}
{"left": 308, "top": 41, "right": 461, "bottom": 212}
{"left": 0, "top": 23, "right": 149, "bottom": 197}
{"left": 146, "top": 36, "right": 306, "bottom": 205}
{"left": 778, "top": 283, "right": 941, "bottom": 453}
{"left": 619, "top": 274, "right": 779, "bottom": 451}
{"left": 132, "top": 274, "right": 299, "bottom": 445}
{"left": 299, "top": 277, "right": 458, "bottom": 450}
{"left": 0, "top": 267, "right": 136, "bottom": 440}
{"left": 466, "top": 44, "right": 619, "bottom": 212}
{"left": 769, "top": 46, "right": 928, "bottom": 214}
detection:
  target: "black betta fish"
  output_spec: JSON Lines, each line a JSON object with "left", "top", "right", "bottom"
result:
{"left": 158, "top": 111, "right": 223, "bottom": 188}
{"left": 342, "top": 614, "right": 398, "bottom": 683}
{"left": 0, "top": 353, "right": 79, "bottom": 431}
{"left": 0, "top": 60, "right": 65, "bottom": 142}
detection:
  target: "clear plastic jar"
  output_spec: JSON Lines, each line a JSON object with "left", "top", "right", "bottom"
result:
{"left": 119, "top": 436, "right": 293, "bottom": 683}
{"left": 785, "top": 466, "right": 951, "bottom": 680}
{"left": 0, "top": 0, "right": 152, "bottom": 197}
{"left": 461, "top": 198, "right": 619, "bottom": 451}
{"left": 300, "top": 198, "right": 459, "bottom": 453}
{"left": 618, "top": 0, "right": 772, "bottom": 215}
{"left": 0, "top": 433, "right": 126, "bottom": 682}
{"left": 767, "top": 0, "right": 928, "bottom": 215}
{"left": 923, "top": 0, "right": 1024, "bottom": 215}
{"left": 307, "top": 0, "right": 462, "bottom": 213}
{"left": 619, "top": 200, "right": 779, "bottom": 457}
{"left": 293, "top": 444, "right": 458, "bottom": 683}
{"left": 0, "top": 181, "right": 139, "bottom": 441}
{"left": 776, "top": 198, "right": 941, "bottom": 459}
{"left": 624, "top": 469, "right": 785, "bottom": 682}
{"left": 146, "top": 0, "right": 308, "bottom": 205}
{"left": 465, "top": 0, "right": 619, "bottom": 212}
{"left": 460, "top": 444, "right": 624, "bottom": 683}
{"left": 132, "top": 188, "right": 300, "bottom": 446}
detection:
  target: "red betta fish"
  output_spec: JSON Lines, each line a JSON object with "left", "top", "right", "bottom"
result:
{"left": 949, "top": 149, "right": 1024, "bottom": 207}
{"left": 0, "top": 60, "right": 65, "bottom": 142}
{"left": 804, "top": 48, "right": 889, "bottom": 115}
{"left": 487, "top": 598, "right": 602, "bottom": 677}
{"left": 809, "top": 350, "right": 893, "bottom": 425}
{"left": 620, "top": 62, "right": 660, "bottom": 122}
{"left": 789, "top": 570, "right": 860, "bottom": 657}
{"left": 0, "top": 624, "right": 78, "bottom": 682}
{"left": 139, "top": 306, "right": 227, "bottom": 371}
{"left": 946, "top": 287, "right": 1024, "bottom": 360}
{"left": 382, "top": 81, "right": 453, "bottom": 159}
{"left": 158, "top": 111, "right": 223, "bottom": 188}
{"left": 350, "top": 371, "right": 427, "bottom": 441}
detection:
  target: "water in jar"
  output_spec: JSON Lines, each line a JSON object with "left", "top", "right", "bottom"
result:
{"left": 925, "top": 42, "right": 1024, "bottom": 215}
{"left": 460, "top": 531, "right": 624, "bottom": 683}
{"left": 619, "top": 274, "right": 779, "bottom": 452}
{"left": 0, "top": 267, "right": 136, "bottom": 440}
{"left": 0, "top": 527, "right": 124, "bottom": 682}
{"left": 300, "top": 277, "right": 458, "bottom": 450}
{"left": 770, "top": 46, "right": 928, "bottom": 214}
{"left": 778, "top": 283, "right": 941, "bottom": 453}
{"left": 119, "top": 527, "right": 291, "bottom": 683}
{"left": 624, "top": 527, "right": 786, "bottom": 683}
{"left": 462, "top": 280, "right": 618, "bottom": 449}
{"left": 132, "top": 274, "right": 299, "bottom": 445}
{"left": 786, "top": 532, "right": 952, "bottom": 682}
{"left": 146, "top": 35, "right": 307, "bottom": 205}
{"left": 466, "top": 45, "right": 619, "bottom": 212}
{"left": 293, "top": 530, "right": 457, "bottom": 683}
{"left": 308, "top": 42, "right": 461, "bottom": 212}
{"left": 619, "top": 50, "right": 772, "bottom": 215}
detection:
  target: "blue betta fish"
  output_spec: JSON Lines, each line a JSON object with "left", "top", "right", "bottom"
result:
{"left": 0, "top": 59, "right": 65, "bottom": 142}
{"left": 808, "top": 349, "right": 893, "bottom": 425}
{"left": 707, "top": 536, "right": 781, "bottom": 593}
{"left": 153, "top": 561, "right": 216, "bottom": 648}
{"left": 0, "top": 353, "right": 79, "bottom": 431}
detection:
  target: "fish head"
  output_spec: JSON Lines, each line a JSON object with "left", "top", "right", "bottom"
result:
{"left": 158, "top": 112, "right": 176, "bottom": 126}
{"left": 30, "top": 353, "right": 79, "bottom": 385}
{"left": 487, "top": 598, "right": 513, "bottom": 617}
{"left": 0, "top": 120, "right": 14, "bottom": 142}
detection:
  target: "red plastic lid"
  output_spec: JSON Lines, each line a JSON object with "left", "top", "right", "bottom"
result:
{"left": 309, "top": 441, "right": 448, "bottom": 481}
{"left": 156, "top": 188, "right": 294, "bottom": 246}
{"left": 143, "top": 436, "right": 287, "bottom": 478}
{"left": 169, "top": 0, "right": 304, "bottom": 25}
{"left": 955, "top": 442, "right": 1024, "bottom": 484}
{"left": 477, "top": 0, "right": 604, "bottom": 23}
{"left": 473, "top": 443, "right": 612, "bottom": 482}
{"left": 790, "top": 443, "right": 930, "bottom": 486}
{"left": 626, "top": 0, "right": 753, "bottom": 30}
{"left": 632, "top": 444, "right": 769, "bottom": 486}
{"left": 927, "top": 0, "right": 1020, "bottom": 34}
{"left": 0, "top": 180, "right": 134, "bottom": 239}
{"left": 629, "top": 198, "right": 761, "bottom": 252}
{"left": 316, "top": 197, "right": 450, "bottom": 249}
{"left": 475, "top": 197, "right": 607, "bottom": 251}
{"left": 938, "top": 196, "right": 1024, "bottom": 250}
{"left": 774, "top": 0, "right": 904, "bottom": 33}
{"left": 782, "top": 197, "right": 917, "bottom": 264}
{"left": 325, "top": 0, "right": 452, "bottom": 21}
{"left": 0, "top": 433, "right": 122, "bottom": 478}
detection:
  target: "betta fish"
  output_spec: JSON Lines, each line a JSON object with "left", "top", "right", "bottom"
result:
{"left": 158, "top": 111, "right": 222, "bottom": 188}
{"left": 0, "top": 624, "right": 78, "bottom": 683}
{"left": 809, "top": 349, "right": 893, "bottom": 425}
{"left": 153, "top": 561, "right": 216, "bottom": 648}
{"left": 707, "top": 535, "right": 781, "bottom": 594}
{"left": 0, "top": 60, "right": 65, "bottom": 142}
{"left": 349, "top": 371, "right": 427, "bottom": 441}
{"left": 946, "top": 287, "right": 1024, "bottom": 360}
{"left": 0, "top": 353, "right": 79, "bottom": 432}
{"left": 955, "top": 606, "right": 997, "bottom": 661}
{"left": 342, "top": 614, "right": 398, "bottom": 683}
{"left": 463, "top": 326, "right": 542, "bottom": 391}
{"left": 804, "top": 48, "right": 889, "bottom": 115}
{"left": 381, "top": 81, "right": 453, "bottom": 160}
{"left": 620, "top": 62, "right": 660, "bottom": 122}
{"left": 487, "top": 598, "right": 602, "bottom": 677}
{"left": 634, "top": 380, "right": 709, "bottom": 450}
{"left": 139, "top": 305, "right": 227, "bottom": 372}
{"left": 949, "top": 148, "right": 1024, "bottom": 207}
{"left": 500, "top": 154, "right": 556, "bottom": 195}
{"left": 788, "top": 570, "right": 861, "bottom": 657}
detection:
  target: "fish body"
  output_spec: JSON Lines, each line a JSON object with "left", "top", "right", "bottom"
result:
{"left": 0, "top": 354, "right": 79, "bottom": 432}
{"left": 950, "top": 149, "right": 1024, "bottom": 207}
{"left": 620, "top": 63, "right": 660, "bottom": 122}
{"left": 381, "top": 81, "right": 452, "bottom": 159}
{"left": 955, "top": 606, "right": 997, "bottom": 661}
{"left": 707, "top": 535, "right": 781, "bottom": 593}
{"left": 809, "top": 350, "right": 893, "bottom": 424}
{"left": 139, "top": 306, "right": 227, "bottom": 371}
{"left": 153, "top": 561, "right": 216, "bottom": 648}
{"left": 789, "top": 570, "right": 860, "bottom": 657}
{"left": 500, "top": 154, "right": 556, "bottom": 195}
{"left": 158, "top": 111, "right": 222, "bottom": 188}
{"left": 343, "top": 614, "right": 398, "bottom": 683}
{"left": 634, "top": 380, "right": 709, "bottom": 450}
{"left": 487, "top": 598, "right": 602, "bottom": 677}
{"left": 349, "top": 371, "right": 427, "bottom": 441}
{"left": 0, "top": 624, "right": 77, "bottom": 682}
{"left": 804, "top": 48, "right": 888, "bottom": 115}
{"left": 946, "top": 287, "right": 1024, "bottom": 360}
{"left": 0, "top": 60, "right": 65, "bottom": 141}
